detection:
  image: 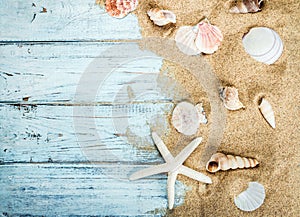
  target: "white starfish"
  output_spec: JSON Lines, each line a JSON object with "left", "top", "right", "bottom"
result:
{"left": 129, "top": 132, "right": 212, "bottom": 209}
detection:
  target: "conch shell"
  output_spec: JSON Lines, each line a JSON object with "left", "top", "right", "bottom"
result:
{"left": 220, "top": 86, "right": 245, "bottom": 111}
{"left": 206, "top": 153, "right": 259, "bottom": 173}
{"left": 229, "top": 0, "right": 263, "bottom": 14}
{"left": 105, "top": 0, "right": 138, "bottom": 18}
{"left": 147, "top": 8, "right": 176, "bottom": 26}
{"left": 259, "top": 98, "right": 275, "bottom": 128}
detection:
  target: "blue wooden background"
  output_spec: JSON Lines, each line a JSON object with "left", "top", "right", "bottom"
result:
{"left": 0, "top": 0, "right": 192, "bottom": 216}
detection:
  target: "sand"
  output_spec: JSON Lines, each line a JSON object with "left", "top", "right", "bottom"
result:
{"left": 99, "top": 0, "right": 300, "bottom": 216}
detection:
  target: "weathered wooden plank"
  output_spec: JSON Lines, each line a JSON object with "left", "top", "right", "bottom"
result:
{"left": 0, "top": 103, "right": 174, "bottom": 164}
{"left": 0, "top": 164, "right": 188, "bottom": 216}
{"left": 0, "top": 42, "right": 173, "bottom": 103}
{"left": 0, "top": 0, "right": 141, "bottom": 41}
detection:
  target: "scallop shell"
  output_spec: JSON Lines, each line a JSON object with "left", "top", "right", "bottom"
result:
{"left": 147, "top": 8, "right": 176, "bottom": 26}
{"left": 259, "top": 98, "right": 275, "bottom": 128}
{"left": 229, "top": 0, "right": 263, "bottom": 14}
{"left": 171, "top": 101, "right": 207, "bottom": 136}
{"left": 234, "top": 182, "right": 265, "bottom": 211}
{"left": 206, "top": 153, "right": 259, "bottom": 173}
{"left": 105, "top": 0, "right": 138, "bottom": 18}
{"left": 194, "top": 20, "right": 223, "bottom": 54}
{"left": 175, "top": 19, "right": 223, "bottom": 55}
{"left": 242, "top": 27, "right": 283, "bottom": 65}
{"left": 175, "top": 26, "right": 201, "bottom": 56}
{"left": 220, "top": 86, "right": 245, "bottom": 111}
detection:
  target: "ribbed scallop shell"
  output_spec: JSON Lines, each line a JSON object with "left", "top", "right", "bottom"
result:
{"left": 175, "top": 26, "right": 201, "bottom": 56}
{"left": 194, "top": 20, "right": 223, "bottom": 54}
{"left": 147, "top": 8, "right": 176, "bottom": 26}
{"left": 105, "top": 0, "right": 138, "bottom": 18}
{"left": 234, "top": 182, "right": 265, "bottom": 211}
{"left": 171, "top": 101, "right": 207, "bottom": 136}
{"left": 206, "top": 153, "right": 259, "bottom": 173}
{"left": 229, "top": 0, "right": 263, "bottom": 14}
{"left": 220, "top": 86, "right": 245, "bottom": 111}
{"left": 259, "top": 98, "right": 275, "bottom": 128}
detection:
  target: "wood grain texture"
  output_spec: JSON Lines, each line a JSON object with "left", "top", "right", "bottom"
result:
{"left": 0, "top": 164, "right": 188, "bottom": 216}
{"left": 0, "top": 0, "right": 141, "bottom": 41}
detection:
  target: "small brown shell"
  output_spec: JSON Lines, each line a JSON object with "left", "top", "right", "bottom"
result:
{"left": 220, "top": 86, "right": 245, "bottom": 111}
{"left": 229, "top": 0, "right": 263, "bottom": 14}
{"left": 206, "top": 153, "right": 259, "bottom": 173}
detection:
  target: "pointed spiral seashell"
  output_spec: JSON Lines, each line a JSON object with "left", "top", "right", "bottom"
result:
{"left": 147, "top": 8, "right": 176, "bottom": 26}
{"left": 259, "top": 98, "right": 275, "bottom": 128}
{"left": 229, "top": 0, "right": 263, "bottom": 14}
{"left": 105, "top": 0, "right": 138, "bottom": 18}
{"left": 234, "top": 182, "right": 265, "bottom": 211}
{"left": 171, "top": 101, "right": 207, "bottom": 136}
{"left": 206, "top": 153, "right": 259, "bottom": 173}
{"left": 175, "top": 26, "right": 201, "bottom": 56}
{"left": 194, "top": 20, "right": 223, "bottom": 54}
{"left": 220, "top": 86, "right": 245, "bottom": 111}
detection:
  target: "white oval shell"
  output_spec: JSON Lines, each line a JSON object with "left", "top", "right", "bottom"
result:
{"left": 243, "top": 27, "right": 283, "bottom": 65}
{"left": 259, "top": 98, "right": 275, "bottom": 128}
{"left": 147, "top": 8, "right": 176, "bottom": 26}
{"left": 171, "top": 102, "right": 206, "bottom": 135}
{"left": 234, "top": 182, "right": 265, "bottom": 212}
{"left": 175, "top": 26, "right": 201, "bottom": 56}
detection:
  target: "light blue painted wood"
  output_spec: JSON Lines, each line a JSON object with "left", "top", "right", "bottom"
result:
{"left": 0, "top": 0, "right": 141, "bottom": 41}
{"left": 0, "top": 42, "right": 175, "bottom": 103}
{"left": 0, "top": 164, "right": 188, "bottom": 216}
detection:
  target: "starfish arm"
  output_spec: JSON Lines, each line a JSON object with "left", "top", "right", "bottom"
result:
{"left": 167, "top": 171, "right": 178, "bottom": 209}
{"left": 129, "top": 163, "right": 169, "bottom": 181}
{"left": 152, "top": 132, "right": 174, "bottom": 163}
{"left": 178, "top": 165, "right": 212, "bottom": 184}
{"left": 174, "top": 137, "right": 203, "bottom": 167}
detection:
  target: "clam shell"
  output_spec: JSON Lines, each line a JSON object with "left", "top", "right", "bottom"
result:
{"left": 147, "top": 8, "right": 176, "bottom": 26}
{"left": 206, "top": 153, "right": 259, "bottom": 173}
{"left": 242, "top": 27, "right": 283, "bottom": 65}
{"left": 234, "top": 182, "right": 265, "bottom": 211}
{"left": 175, "top": 26, "right": 201, "bottom": 56}
{"left": 194, "top": 20, "right": 223, "bottom": 54}
{"left": 171, "top": 101, "right": 206, "bottom": 136}
{"left": 105, "top": 0, "right": 138, "bottom": 18}
{"left": 259, "top": 98, "right": 275, "bottom": 128}
{"left": 220, "top": 86, "right": 245, "bottom": 111}
{"left": 229, "top": 0, "right": 263, "bottom": 14}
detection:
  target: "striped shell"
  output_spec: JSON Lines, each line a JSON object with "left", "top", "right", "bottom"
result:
{"left": 234, "top": 182, "right": 265, "bottom": 211}
{"left": 105, "top": 0, "right": 138, "bottom": 18}
{"left": 229, "top": 0, "right": 263, "bottom": 14}
{"left": 206, "top": 153, "right": 259, "bottom": 173}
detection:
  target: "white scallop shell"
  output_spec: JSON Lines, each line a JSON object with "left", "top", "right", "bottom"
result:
{"left": 234, "top": 182, "right": 265, "bottom": 212}
{"left": 175, "top": 26, "right": 201, "bottom": 56}
{"left": 194, "top": 20, "right": 223, "bottom": 54}
{"left": 147, "top": 8, "right": 176, "bottom": 26}
{"left": 259, "top": 98, "right": 275, "bottom": 128}
{"left": 243, "top": 27, "right": 283, "bottom": 65}
{"left": 171, "top": 102, "right": 207, "bottom": 136}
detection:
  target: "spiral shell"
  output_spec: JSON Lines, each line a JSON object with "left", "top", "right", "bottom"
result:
{"left": 147, "top": 8, "right": 176, "bottom": 26}
{"left": 206, "top": 153, "right": 259, "bottom": 173}
{"left": 105, "top": 0, "right": 138, "bottom": 18}
{"left": 259, "top": 98, "right": 275, "bottom": 128}
{"left": 229, "top": 0, "right": 263, "bottom": 14}
{"left": 220, "top": 86, "right": 245, "bottom": 111}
